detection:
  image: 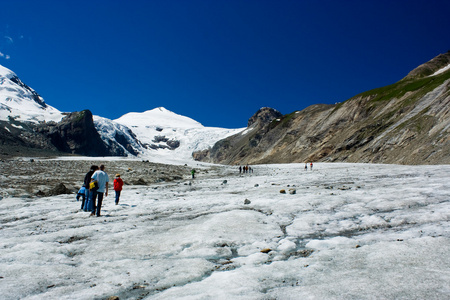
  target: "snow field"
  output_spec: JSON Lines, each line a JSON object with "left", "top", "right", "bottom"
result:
{"left": 0, "top": 163, "right": 449, "bottom": 299}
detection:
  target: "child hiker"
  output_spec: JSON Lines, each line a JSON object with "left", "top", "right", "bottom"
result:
{"left": 113, "top": 174, "right": 124, "bottom": 205}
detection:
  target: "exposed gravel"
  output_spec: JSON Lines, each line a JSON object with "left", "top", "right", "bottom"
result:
{"left": 0, "top": 157, "right": 228, "bottom": 198}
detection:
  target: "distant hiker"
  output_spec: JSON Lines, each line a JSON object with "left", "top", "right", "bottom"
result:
{"left": 90, "top": 164, "right": 109, "bottom": 217}
{"left": 305, "top": 163, "right": 308, "bottom": 171}
{"left": 239, "top": 166, "right": 242, "bottom": 174}
{"left": 113, "top": 174, "right": 124, "bottom": 205}
{"left": 310, "top": 162, "right": 313, "bottom": 171}
{"left": 76, "top": 185, "right": 86, "bottom": 208}
{"left": 191, "top": 169, "right": 196, "bottom": 179}
{"left": 83, "top": 165, "right": 98, "bottom": 211}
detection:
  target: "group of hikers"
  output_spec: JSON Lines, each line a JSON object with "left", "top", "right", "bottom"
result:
{"left": 75, "top": 162, "right": 314, "bottom": 215}
{"left": 237, "top": 163, "right": 313, "bottom": 174}
{"left": 76, "top": 164, "right": 124, "bottom": 217}
{"left": 239, "top": 165, "right": 253, "bottom": 173}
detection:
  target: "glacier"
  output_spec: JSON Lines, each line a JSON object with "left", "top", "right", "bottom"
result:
{"left": 0, "top": 162, "right": 448, "bottom": 299}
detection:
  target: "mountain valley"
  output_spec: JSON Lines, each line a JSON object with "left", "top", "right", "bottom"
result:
{"left": 0, "top": 52, "right": 449, "bottom": 165}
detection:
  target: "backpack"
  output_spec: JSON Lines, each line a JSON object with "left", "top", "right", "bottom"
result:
{"left": 89, "top": 181, "right": 98, "bottom": 191}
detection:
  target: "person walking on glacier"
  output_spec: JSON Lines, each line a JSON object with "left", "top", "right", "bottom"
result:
{"left": 83, "top": 165, "right": 98, "bottom": 212}
{"left": 76, "top": 185, "right": 86, "bottom": 209}
{"left": 113, "top": 173, "right": 124, "bottom": 205}
{"left": 90, "top": 164, "right": 109, "bottom": 217}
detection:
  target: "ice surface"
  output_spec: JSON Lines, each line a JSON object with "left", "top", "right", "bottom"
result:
{"left": 0, "top": 163, "right": 449, "bottom": 299}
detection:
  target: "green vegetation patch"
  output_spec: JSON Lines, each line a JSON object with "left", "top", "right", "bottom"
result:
{"left": 359, "top": 70, "right": 450, "bottom": 104}
{"left": 269, "top": 111, "right": 298, "bottom": 130}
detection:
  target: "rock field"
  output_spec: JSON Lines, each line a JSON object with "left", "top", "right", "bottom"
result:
{"left": 0, "top": 157, "right": 229, "bottom": 199}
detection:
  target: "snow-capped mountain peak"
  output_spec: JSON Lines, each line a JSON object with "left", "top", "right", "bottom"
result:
{"left": 0, "top": 63, "right": 243, "bottom": 161}
{"left": 113, "top": 107, "right": 244, "bottom": 162}
{"left": 115, "top": 107, "right": 204, "bottom": 129}
{"left": 0, "top": 64, "right": 63, "bottom": 123}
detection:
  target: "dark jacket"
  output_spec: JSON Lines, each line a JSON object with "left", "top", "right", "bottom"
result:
{"left": 84, "top": 170, "right": 95, "bottom": 188}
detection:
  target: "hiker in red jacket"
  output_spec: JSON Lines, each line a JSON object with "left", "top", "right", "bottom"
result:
{"left": 113, "top": 174, "right": 124, "bottom": 205}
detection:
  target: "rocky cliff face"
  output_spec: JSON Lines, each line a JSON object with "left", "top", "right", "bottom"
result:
{"left": 0, "top": 64, "right": 135, "bottom": 158}
{"left": 37, "top": 110, "right": 111, "bottom": 156}
{"left": 196, "top": 51, "right": 450, "bottom": 165}
{"left": 0, "top": 110, "right": 138, "bottom": 158}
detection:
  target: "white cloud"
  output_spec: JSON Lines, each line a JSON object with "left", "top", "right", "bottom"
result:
{"left": 4, "top": 36, "right": 13, "bottom": 44}
{"left": 0, "top": 51, "right": 10, "bottom": 59}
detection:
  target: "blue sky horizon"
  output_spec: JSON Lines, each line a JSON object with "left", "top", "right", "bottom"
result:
{"left": 1, "top": 0, "right": 449, "bottom": 128}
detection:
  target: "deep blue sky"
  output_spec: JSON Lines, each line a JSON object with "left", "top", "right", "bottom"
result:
{"left": 1, "top": 0, "right": 449, "bottom": 128}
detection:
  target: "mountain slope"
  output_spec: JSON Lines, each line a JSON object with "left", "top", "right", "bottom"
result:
{"left": 198, "top": 51, "right": 450, "bottom": 165}
{"left": 0, "top": 65, "right": 132, "bottom": 157}
{"left": 0, "top": 65, "right": 63, "bottom": 123}
{"left": 0, "top": 65, "right": 240, "bottom": 160}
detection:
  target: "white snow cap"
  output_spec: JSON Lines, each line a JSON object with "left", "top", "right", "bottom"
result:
{"left": 116, "top": 107, "right": 203, "bottom": 129}
{"left": 0, "top": 64, "right": 64, "bottom": 123}
{"left": 114, "top": 106, "right": 244, "bottom": 163}
{"left": 0, "top": 64, "right": 15, "bottom": 78}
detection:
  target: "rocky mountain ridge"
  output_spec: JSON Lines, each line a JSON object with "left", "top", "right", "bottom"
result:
{"left": 0, "top": 65, "right": 241, "bottom": 159}
{"left": 195, "top": 51, "right": 450, "bottom": 165}
{"left": 1, "top": 52, "right": 449, "bottom": 164}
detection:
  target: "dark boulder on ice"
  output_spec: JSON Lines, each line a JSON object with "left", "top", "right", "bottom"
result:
{"left": 47, "top": 183, "right": 73, "bottom": 196}
{"left": 133, "top": 178, "right": 147, "bottom": 185}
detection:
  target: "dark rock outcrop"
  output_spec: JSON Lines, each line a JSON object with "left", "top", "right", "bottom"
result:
{"left": 9, "top": 75, "right": 47, "bottom": 108}
{"left": 0, "top": 110, "right": 133, "bottom": 158}
{"left": 37, "top": 110, "right": 111, "bottom": 156}
{"left": 150, "top": 135, "right": 180, "bottom": 150}
{"left": 247, "top": 107, "right": 283, "bottom": 127}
